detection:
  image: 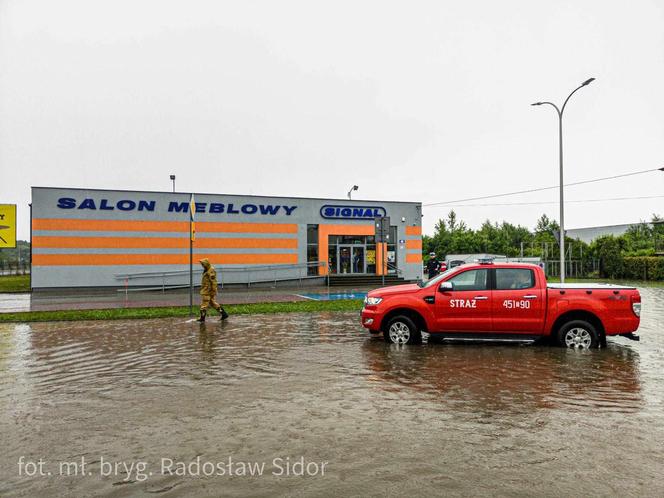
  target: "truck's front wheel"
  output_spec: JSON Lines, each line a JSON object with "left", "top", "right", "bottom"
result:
{"left": 384, "top": 316, "right": 421, "bottom": 345}
{"left": 557, "top": 320, "right": 599, "bottom": 349}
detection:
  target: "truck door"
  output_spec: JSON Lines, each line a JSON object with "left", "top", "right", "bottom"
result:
{"left": 434, "top": 268, "right": 492, "bottom": 332}
{"left": 491, "top": 268, "right": 545, "bottom": 334}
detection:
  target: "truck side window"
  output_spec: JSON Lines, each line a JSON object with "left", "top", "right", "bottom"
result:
{"left": 495, "top": 269, "right": 534, "bottom": 290}
{"left": 448, "top": 269, "right": 488, "bottom": 291}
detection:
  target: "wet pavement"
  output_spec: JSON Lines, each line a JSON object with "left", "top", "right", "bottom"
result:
{"left": 0, "top": 286, "right": 663, "bottom": 497}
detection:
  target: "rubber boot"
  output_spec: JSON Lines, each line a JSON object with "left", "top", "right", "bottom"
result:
{"left": 197, "top": 310, "right": 206, "bottom": 322}
{"left": 219, "top": 308, "right": 229, "bottom": 321}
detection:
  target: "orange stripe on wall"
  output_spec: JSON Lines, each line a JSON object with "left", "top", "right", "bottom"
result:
{"left": 405, "top": 239, "right": 422, "bottom": 250}
{"left": 33, "top": 219, "right": 188, "bottom": 232}
{"left": 405, "top": 226, "right": 422, "bottom": 236}
{"left": 32, "top": 236, "right": 297, "bottom": 249}
{"left": 200, "top": 222, "right": 297, "bottom": 233}
{"left": 406, "top": 253, "right": 423, "bottom": 263}
{"left": 32, "top": 218, "right": 298, "bottom": 233}
{"left": 32, "top": 253, "right": 298, "bottom": 266}
{"left": 376, "top": 242, "right": 387, "bottom": 276}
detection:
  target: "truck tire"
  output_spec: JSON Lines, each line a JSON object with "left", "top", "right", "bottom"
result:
{"left": 384, "top": 315, "right": 421, "bottom": 345}
{"left": 557, "top": 320, "right": 599, "bottom": 349}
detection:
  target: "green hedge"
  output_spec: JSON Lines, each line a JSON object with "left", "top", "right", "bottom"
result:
{"left": 621, "top": 257, "right": 664, "bottom": 280}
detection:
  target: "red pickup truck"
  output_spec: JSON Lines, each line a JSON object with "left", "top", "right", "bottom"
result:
{"left": 360, "top": 262, "right": 641, "bottom": 348}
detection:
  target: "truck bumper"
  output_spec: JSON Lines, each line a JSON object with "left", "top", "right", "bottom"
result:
{"left": 360, "top": 307, "right": 382, "bottom": 333}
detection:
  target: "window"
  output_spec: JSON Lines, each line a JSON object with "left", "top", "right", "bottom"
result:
{"left": 307, "top": 225, "right": 318, "bottom": 244}
{"left": 495, "top": 269, "right": 534, "bottom": 290}
{"left": 307, "top": 225, "right": 319, "bottom": 276}
{"left": 422, "top": 267, "right": 456, "bottom": 288}
{"left": 449, "top": 269, "right": 488, "bottom": 291}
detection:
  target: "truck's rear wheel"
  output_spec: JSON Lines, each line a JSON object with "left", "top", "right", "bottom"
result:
{"left": 557, "top": 320, "right": 599, "bottom": 349}
{"left": 384, "top": 315, "right": 421, "bottom": 345}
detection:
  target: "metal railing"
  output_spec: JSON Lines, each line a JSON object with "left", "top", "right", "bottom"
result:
{"left": 114, "top": 261, "right": 328, "bottom": 292}
{"left": 386, "top": 262, "right": 403, "bottom": 275}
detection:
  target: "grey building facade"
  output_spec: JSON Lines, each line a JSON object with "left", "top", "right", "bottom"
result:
{"left": 31, "top": 187, "right": 423, "bottom": 289}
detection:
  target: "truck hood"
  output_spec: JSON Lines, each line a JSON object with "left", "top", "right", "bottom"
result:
{"left": 368, "top": 283, "right": 421, "bottom": 297}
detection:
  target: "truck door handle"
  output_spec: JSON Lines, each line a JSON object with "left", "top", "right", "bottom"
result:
{"left": 523, "top": 295, "right": 537, "bottom": 299}
{"left": 474, "top": 296, "right": 489, "bottom": 300}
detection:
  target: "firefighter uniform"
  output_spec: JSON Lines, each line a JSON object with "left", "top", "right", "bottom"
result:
{"left": 198, "top": 258, "right": 229, "bottom": 322}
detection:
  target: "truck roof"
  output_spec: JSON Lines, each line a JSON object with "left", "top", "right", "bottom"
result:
{"left": 456, "top": 262, "right": 542, "bottom": 269}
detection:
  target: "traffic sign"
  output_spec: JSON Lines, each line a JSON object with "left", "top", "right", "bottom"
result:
{"left": 0, "top": 204, "right": 16, "bottom": 248}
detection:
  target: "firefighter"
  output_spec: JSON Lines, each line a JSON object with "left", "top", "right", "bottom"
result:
{"left": 426, "top": 252, "right": 442, "bottom": 279}
{"left": 197, "top": 258, "right": 229, "bottom": 322}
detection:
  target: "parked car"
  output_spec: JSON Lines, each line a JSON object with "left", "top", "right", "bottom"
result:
{"left": 360, "top": 261, "right": 641, "bottom": 348}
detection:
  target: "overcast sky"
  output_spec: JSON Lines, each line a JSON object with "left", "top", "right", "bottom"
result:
{"left": 1, "top": 0, "right": 663, "bottom": 240}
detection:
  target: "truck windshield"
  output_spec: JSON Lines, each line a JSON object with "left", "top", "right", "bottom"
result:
{"left": 421, "top": 267, "right": 457, "bottom": 288}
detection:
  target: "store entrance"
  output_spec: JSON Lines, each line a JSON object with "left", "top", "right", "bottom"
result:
{"left": 337, "top": 245, "right": 365, "bottom": 274}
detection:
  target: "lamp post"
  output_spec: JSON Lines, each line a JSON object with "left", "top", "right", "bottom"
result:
{"left": 532, "top": 77, "right": 595, "bottom": 283}
{"left": 347, "top": 185, "right": 359, "bottom": 200}
{"left": 170, "top": 174, "right": 176, "bottom": 193}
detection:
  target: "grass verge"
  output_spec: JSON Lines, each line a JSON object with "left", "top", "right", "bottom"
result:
{"left": 0, "top": 274, "right": 30, "bottom": 292}
{"left": 0, "top": 299, "right": 364, "bottom": 323}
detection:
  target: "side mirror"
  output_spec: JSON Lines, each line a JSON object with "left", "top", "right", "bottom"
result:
{"left": 439, "top": 281, "right": 453, "bottom": 292}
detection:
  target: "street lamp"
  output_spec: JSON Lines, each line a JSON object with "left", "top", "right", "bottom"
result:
{"left": 170, "top": 175, "right": 176, "bottom": 193}
{"left": 347, "top": 185, "right": 359, "bottom": 200}
{"left": 532, "top": 77, "right": 595, "bottom": 283}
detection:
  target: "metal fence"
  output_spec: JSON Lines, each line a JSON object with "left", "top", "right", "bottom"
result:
{"left": 543, "top": 259, "right": 599, "bottom": 279}
{"left": 114, "top": 261, "right": 329, "bottom": 292}
{"left": 0, "top": 261, "right": 31, "bottom": 275}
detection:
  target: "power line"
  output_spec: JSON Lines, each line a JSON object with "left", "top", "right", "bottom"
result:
{"left": 429, "top": 194, "right": 664, "bottom": 208}
{"left": 423, "top": 167, "right": 664, "bottom": 207}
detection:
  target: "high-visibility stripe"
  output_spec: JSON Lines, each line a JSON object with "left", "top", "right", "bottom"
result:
{"left": 32, "top": 253, "right": 298, "bottom": 266}
{"left": 32, "top": 236, "right": 298, "bottom": 249}
{"left": 406, "top": 239, "right": 422, "bottom": 250}
{"left": 405, "top": 226, "right": 422, "bottom": 236}
{"left": 406, "top": 253, "right": 423, "bottom": 263}
{"left": 32, "top": 218, "right": 298, "bottom": 233}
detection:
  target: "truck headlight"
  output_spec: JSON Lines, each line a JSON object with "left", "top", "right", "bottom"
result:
{"left": 364, "top": 296, "right": 383, "bottom": 306}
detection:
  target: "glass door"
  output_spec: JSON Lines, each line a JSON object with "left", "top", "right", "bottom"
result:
{"left": 352, "top": 246, "right": 365, "bottom": 273}
{"left": 338, "top": 246, "right": 352, "bottom": 274}
{"left": 337, "top": 245, "right": 366, "bottom": 274}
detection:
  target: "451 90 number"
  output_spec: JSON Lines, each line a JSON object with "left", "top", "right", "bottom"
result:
{"left": 502, "top": 300, "right": 531, "bottom": 309}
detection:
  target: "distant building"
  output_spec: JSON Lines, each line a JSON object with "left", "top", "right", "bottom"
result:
{"left": 566, "top": 223, "right": 654, "bottom": 244}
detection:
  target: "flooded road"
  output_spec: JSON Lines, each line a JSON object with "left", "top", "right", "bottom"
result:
{"left": 1, "top": 287, "right": 663, "bottom": 497}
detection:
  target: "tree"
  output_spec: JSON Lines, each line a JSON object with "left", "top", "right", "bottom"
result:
{"left": 593, "top": 236, "right": 624, "bottom": 278}
{"left": 535, "top": 214, "right": 559, "bottom": 234}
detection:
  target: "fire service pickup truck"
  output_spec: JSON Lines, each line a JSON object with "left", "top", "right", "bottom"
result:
{"left": 360, "top": 261, "right": 641, "bottom": 348}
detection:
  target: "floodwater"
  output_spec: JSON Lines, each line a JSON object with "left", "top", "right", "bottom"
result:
{"left": 0, "top": 288, "right": 663, "bottom": 497}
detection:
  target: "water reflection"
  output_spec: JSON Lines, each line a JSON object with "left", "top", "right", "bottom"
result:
{"left": 361, "top": 339, "right": 642, "bottom": 414}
